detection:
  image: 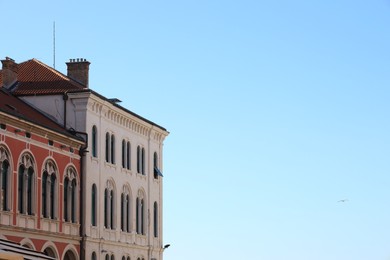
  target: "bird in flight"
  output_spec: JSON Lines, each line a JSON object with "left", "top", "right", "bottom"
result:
{"left": 338, "top": 199, "right": 348, "bottom": 203}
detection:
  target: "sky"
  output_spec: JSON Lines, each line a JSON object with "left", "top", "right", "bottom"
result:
{"left": 1, "top": 0, "right": 390, "bottom": 259}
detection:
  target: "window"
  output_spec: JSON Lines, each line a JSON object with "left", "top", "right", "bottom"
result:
{"left": 0, "top": 147, "right": 10, "bottom": 211}
{"left": 91, "top": 252, "right": 97, "bottom": 260}
{"left": 64, "top": 167, "right": 78, "bottom": 223}
{"left": 92, "top": 126, "right": 97, "bottom": 157}
{"left": 153, "top": 152, "right": 163, "bottom": 179}
{"left": 43, "top": 247, "right": 56, "bottom": 258}
{"left": 106, "top": 132, "right": 115, "bottom": 164}
{"left": 18, "top": 153, "right": 35, "bottom": 215}
{"left": 105, "top": 132, "right": 110, "bottom": 162}
{"left": 136, "top": 190, "right": 145, "bottom": 235}
{"left": 92, "top": 184, "right": 97, "bottom": 226}
{"left": 42, "top": 160, "right": 57, "bottom": 219}
{"left": 120, "top": 186, "right": 131, "bottom": 232}
{"left": 122, "top": 140, "right": 125, "bottom": 168}
{"left": 104, "top": 181, "right": 115, "bottom": 229}
{"left": 137, "top": 146, "right": 145, "bottom": 175}
{"left": 122, "top": 140, "right": 131, "bottom": 170}
{"left": 111, "top": 134, "right": 115, "bottom": 164}
{"left": 127, "top": 142, "right": 131, "bottom": 170}
{"left": 154, "top": 202, "right": 158, "bottom": 237}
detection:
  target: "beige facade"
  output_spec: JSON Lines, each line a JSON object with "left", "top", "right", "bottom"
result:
{"left": 16, "top": 58, "right": 169, "bottom": 260}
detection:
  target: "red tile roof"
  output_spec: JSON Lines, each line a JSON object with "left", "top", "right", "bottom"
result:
{"left": 0, "top": 59, "right": 86, "bottom": 95}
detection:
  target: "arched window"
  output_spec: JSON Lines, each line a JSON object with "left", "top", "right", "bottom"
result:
{"left": 105, "top": 132, "right": 110, "bottom": 163}
{"left": 43, "top": 247, "right": 56, "bottom": 258}
{"left": 122, "top": 140, "right": 126, "bottom": 168}
{"left": 111, "top": 254, "right": 115, "bottom": 260}
{"left": 121, "top": 186, "right": 131, "bottom": 232}
{"left": 106, "top": 132, "right": 115, "bottom": 164}
{"left": 27, "top": 168, "right": 33, "bottom": 215}
{"left": 137, "top": 146, "right": 140, "bottom": 173}
{"left": 92, "top": 126, "right": 98, "bottom": 158}
{"left": 104, "top": 181, "right": 115, "bottom": 229}
{"left": 126, "top": 194, "right": 130, "bottom": 232}
{"left": 91, "top": 252, "right": 97, "bottom": 260}
{"left": 121, "top": 193, "right": 124, "bottom": 231}
{"left": 42, "top": 160, "right": 58, "bottom": 219}
{"left": 71, "top": 179, "right": 77, "bottom": 222}
{"left": 105, "top": 254, "right": 110, "bottom": 260}
{"left": 18, "top": 153, "right": 35, "bottom": 215}
{"left": 0, "top": 147, "right": 10, "bottom": 211}
{"left": 64, "top": 167, "right": 78, "bottom": 223}
{"left": 111, "top": 134, "right": 115, "bottom": 164}
{"left": 64, "top": 178, "right": 69, "bottom": 221}
{"left": 141, "top": 148, "right": 145, "bottom": 175}
{"left": 153, "top": 152, "right": 159, "bottom": 179}
{"left": 136, "top": 190, "right": 145, "bottom": 235}
{"left": 154, "top": 202, "right": 158, "bottom": 237}
{"left": 104, "top": 188, "right": 108, "bottom": 228}
{"left": 1, "top": 160, "right": 9, "bottom": 211}
{"left": 50, "top": 174, "right": 56, "bottom": 218}
{"left": 91, "top": 184, "right": 97, "bottom": 226}
{"left": 126, "top": 142, "right": 131, "bottom": 170}
{"left": 42, "top": 172, "right": 48, "bottom": 218}
{"left": 137, "top": 146, "right": 145, "bottom": 175}
{"left": 122, "top": 140, "right": 131, "bottom": 170}
{"left": 110, "top": 189, "right": 114, "bottom": 227}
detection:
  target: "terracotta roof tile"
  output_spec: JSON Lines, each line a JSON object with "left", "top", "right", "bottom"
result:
{"left": 0, "top": 59, "right": 86, "bottom": 95}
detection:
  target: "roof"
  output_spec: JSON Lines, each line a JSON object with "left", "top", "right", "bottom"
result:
{"left": 3, "top": 58, "right": 86, "bottom": 95}
{"left": 0, "top": 87, "right": 84, "bottom": 141}
{"left": 0, "top": 57, "right": 168, "bottom": 132}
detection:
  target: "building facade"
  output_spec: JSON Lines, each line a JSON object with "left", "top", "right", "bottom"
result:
{"left": 0, "top": 57, "right": 169, "bottom": 260}
{"left": 0, "top": 72, "right": 86, "bottom": 260}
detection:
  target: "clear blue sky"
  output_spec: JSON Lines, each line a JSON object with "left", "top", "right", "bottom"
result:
{"left": 2, "top": 1, "right": 390, "bottom": 259}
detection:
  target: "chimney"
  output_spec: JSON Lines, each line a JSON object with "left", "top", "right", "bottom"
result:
{"left": 1, "top": 57, "right": 18, "bottom": 89}
{"left": 66, "top": 58, "right": 90, "bottom": 88}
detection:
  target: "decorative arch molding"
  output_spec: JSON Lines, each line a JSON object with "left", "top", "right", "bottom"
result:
{"left": 19, "top": 238, "right": 36, "bottom": 250}
{"left": 122, "top": 183, "right": 132, "bottom": 196}
{"left": 42, "top": 158, "right": 58, "bottom": 177}
{"left": 104, "top": 178, "right": 116, "bottom": 229}
{"left": 0, "top": 144, "right": 12, "bottom": 166}
{"left": 63, "top": 164, "right": 79, "bottom": 184}
{"left": 19, "top": 151, "right": 36, "bottom": 171}
{"left": 41, "top": 158, "right": 59, "bottom": 219}
{"left": 106, "top": 178, "right": 116, "bottom": 191}
{"left": 0, "top": 144, "right": 12, "bottom": 211}
{"left": 63, "top": 164, "right": 79, "bottom": 223}
{"left": 41, "top": 241, "right": 59, "bottom": 259}
{"left": 17, "top": 151, "right": 37, "bottom": 215}
{"left": 62, "top": 244, "right": 79, "bottom": 260}
{"left": 137, "top": 188, "right": 146, "bottom": 200}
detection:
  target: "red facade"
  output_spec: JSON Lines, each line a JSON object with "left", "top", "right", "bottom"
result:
{"left": 0, "top": 88, "right": 85, "bottom": 259}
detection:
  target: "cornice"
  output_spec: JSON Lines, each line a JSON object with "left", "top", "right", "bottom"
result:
{"left": 88, "top": 98, "right": 169, "bottom": 142}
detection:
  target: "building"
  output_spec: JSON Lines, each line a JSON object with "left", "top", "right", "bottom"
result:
{"left": 0, "top": 57, "right": 169, "bottom": 260}
{"left": 0, "top": 58, "right": 86, "bottom": 259}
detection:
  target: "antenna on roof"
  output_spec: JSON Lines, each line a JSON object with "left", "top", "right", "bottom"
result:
{"left": 53, "top": 21, "right": 56, "bottom": 69}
